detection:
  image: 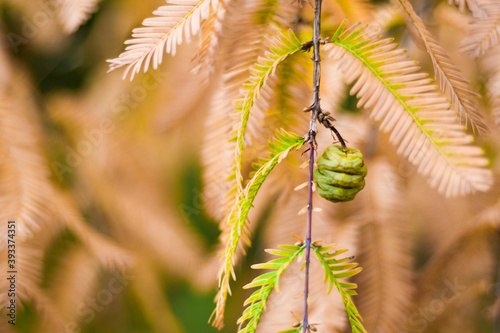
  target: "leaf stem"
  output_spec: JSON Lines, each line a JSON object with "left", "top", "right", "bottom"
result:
{"left": 303, "top": 1, "right": 322, "bottom": 332}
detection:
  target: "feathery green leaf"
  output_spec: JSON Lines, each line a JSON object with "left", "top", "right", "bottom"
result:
{"left": 233, "top": 29, "right": 303, "bottom": 191}
{"left": 313, "top": 245, "right": 366, "bottom": 333}
{"left": 211, "top": 130, "right": 305, "bottom": 327}
{"left": 325, "top": 21, "right": 493, "bottom": 197}
{"left": 238, "top": 244, "right": 306, "bottom": 333}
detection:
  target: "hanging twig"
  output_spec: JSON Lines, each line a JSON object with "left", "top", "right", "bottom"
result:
{"left": 301, "top": 2, "right": 349, "bottom": 331}
{"left": 302, "top": 1, "right": 322, "bottom": 332}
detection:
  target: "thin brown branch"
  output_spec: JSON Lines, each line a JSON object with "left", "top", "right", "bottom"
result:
{"left": 302, "top": 1, "right": 323, "bottom": 332}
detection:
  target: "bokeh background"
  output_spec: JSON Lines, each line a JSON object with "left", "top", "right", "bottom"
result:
{"left": 0, "top": 0, "right": 499, "bottom": 332}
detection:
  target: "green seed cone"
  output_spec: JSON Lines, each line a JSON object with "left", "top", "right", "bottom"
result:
{"left": 314, "top": 145, "right": 367, "bottom": 203}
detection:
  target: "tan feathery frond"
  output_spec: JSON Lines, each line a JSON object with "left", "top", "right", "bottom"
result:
{"left": 481, "top": 46, "right": 500, "bottom": 127}
{"left": 355, "top": 159, "right": 414, "bottom": 333}
{"left": 0, "top": 80, "right": 52, "bottom": 242}
{"left": 447, "top": 0, "right": 491, "bottom": 18}
{"left": 81, "top": 156, "right": 208, "bottom": 277}
{"left": 1, "top": 242, "right": 43, "bottom": 301}
{"left": 47, "top": 248, "right": 99, "bottom": 329}
{"left": 371, "top": 3, "right": 404, "bottom": 32}
{"left": 53, "top": 189, "right": 134, "bottom": 269}
{"left": 0, "top": 54, "right": 64, "bottom": 328}
{"left": 191, "top": 0, "right": 227, "bottom": 76}
{"left": 201, "top": 80, "right": 241, "bottom": 221}
{"left": 201, "top": 0, "right": 298, "bottom": 220}
{"left": 78, "top": 141, "right": 207, "bottom": 279}
{"left": 153, "top": 68, "right": 210, "bottom": 132}
{"left": 397, "top": 0, "right": 487, "bottom": 133}
{"left": 49, "top": 101, "right": 208, "bottom": 278}
{"left": 57, "top": 0, "right": 102, "bottom": 34}
{"left": 460, "top": 3, "right": 500, "bottom": 57}
{"left": 0, "top": 234, "right": 57, "bottom": 318}
{"left": 107, "top": 0, "right": 219, "bottom": 80}
{"left": 320, "top": 58, "right": 347, "bottom": 116}
{"left": 0, "top": 238, "right": 66, "bottom": 331}
{"left": 199, "top": 2, "right": 248, "bottom": 221}
{"left": 325, "top": 22, "right": 493, "bottom": 197}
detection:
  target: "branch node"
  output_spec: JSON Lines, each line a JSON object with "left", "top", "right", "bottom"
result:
{"left": 301, "top": 40, "right": 314, "bottom": 52}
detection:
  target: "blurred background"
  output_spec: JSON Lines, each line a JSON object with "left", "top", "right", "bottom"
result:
{"left": 0, "top": 0, "right": 499, "bottom": 332}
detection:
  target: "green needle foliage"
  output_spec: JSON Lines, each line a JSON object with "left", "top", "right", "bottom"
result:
{"left": 238, "top": 244, "right": 307, "bottom": 333}
{"left": 238, "top": 243, "right": 366, "bottom": 333}
{"left": 233, "top": 29, "right": 303, "bottom": 190}
{"left": 213, "top": 130, "right": 305, "bottom": 327}
{"left": 312, "top": 245, "right": 366, "bottom": 333}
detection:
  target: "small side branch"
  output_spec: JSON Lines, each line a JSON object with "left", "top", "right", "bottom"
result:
{"left": 317, "top": 111, "right": 346, "bottom": 149}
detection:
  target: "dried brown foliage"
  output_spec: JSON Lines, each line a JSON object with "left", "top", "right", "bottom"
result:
{"left": 0, "top": 0, "right": 498, "bottom": 332}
